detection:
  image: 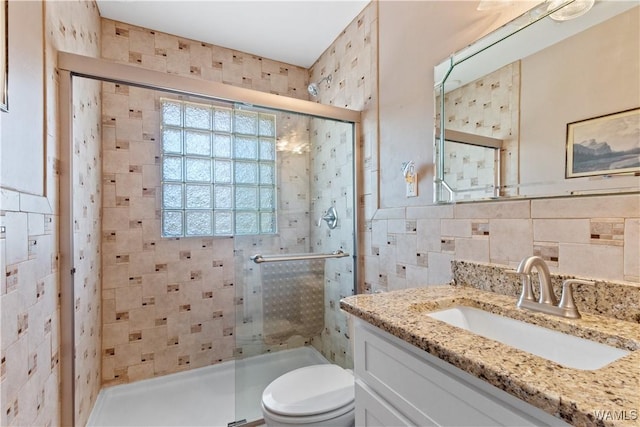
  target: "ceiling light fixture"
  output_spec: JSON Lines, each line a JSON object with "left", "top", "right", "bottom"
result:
{"left": 547, "top": 0, "right": 595, "bottom": 21}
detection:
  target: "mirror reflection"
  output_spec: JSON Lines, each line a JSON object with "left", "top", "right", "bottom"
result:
{"left": 434, "top": 1, "right": 639, "bottom": 202}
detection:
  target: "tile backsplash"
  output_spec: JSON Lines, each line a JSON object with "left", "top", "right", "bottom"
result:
{"left": 360, "top": 195, "right": 640, "bottom": 296}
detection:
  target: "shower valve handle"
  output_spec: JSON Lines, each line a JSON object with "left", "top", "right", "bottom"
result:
{"left": 318, "top": 207, "right": 338, "bottom": 229}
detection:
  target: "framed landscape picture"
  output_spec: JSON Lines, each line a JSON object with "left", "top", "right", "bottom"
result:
{"left": 566, "top": 108, "right": 640, "bottom": 178}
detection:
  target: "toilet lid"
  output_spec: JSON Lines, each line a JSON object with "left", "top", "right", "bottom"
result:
{"left": 262, "top": 364, "right": 354, "bottom": 416}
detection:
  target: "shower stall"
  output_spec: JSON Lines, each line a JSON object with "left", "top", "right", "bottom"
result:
{"left": 59, "top": 53, "right": 359, "bottom": 426}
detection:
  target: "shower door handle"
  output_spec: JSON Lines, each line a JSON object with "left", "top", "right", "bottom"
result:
{"left": 250, "top": 250, "right": 349, "bottom": 264}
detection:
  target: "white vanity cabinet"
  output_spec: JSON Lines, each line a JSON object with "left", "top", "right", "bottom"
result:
{"left": 353, "top": 319, "right": 570, "bottom": 427}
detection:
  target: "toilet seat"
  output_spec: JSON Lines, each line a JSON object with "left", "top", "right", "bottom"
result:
{"left": 261, "top": 400, "right": 355, "bottom": 425}
{"left": 262, "top": 364, "right": 354, "bottom": 420}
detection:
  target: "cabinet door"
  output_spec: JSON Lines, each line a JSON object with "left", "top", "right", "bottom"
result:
{"left": 354, "top": 319, "right": 570, "bottom": 427}
{"left": 355, "top": 381, "right": 418, "bottom": 427}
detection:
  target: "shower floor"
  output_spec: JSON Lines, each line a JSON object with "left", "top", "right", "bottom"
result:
{"left": 87, "top": 346, "right": 329, "bottom": 427}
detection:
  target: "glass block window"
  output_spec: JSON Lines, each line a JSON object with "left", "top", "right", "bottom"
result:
{"left": 161, "top": 99, "right": 277, "bottom": 237}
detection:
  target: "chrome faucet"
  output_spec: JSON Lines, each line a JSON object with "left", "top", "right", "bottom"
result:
{"left": 512, "top": 256, "right": 591, "bottom": 319}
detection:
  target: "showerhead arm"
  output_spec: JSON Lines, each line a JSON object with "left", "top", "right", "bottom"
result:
{"left": 307, "top": 74, "right": 333, "bottom": 96}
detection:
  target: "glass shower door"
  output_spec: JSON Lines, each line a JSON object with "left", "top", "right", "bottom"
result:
{"left": 232, "top": 107, "right": 356, "bottom": 425}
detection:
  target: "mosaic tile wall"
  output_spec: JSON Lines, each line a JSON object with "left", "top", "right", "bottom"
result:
{"left": 360, "top": 195, "right": 640, "bottom": 296}
{"left": 308, "top": 2, "right": 377, "bottom": 368}
{"left": 308, "top": 118, "right": 356, "bottom": 368}
{"left": 1, "top": 1, "right": 101, "bottom": 426}
{"left": 47, "top": 2, "right": 103, "bottom": 423}
{"left": 436, "top": 62, "right": 520, "bottom": 199}
{"left": 70, "top": 73, "right": 102, "bottom": 426}
{"left": 101, "top": 84, "right": 238, "bottom": 384}
{"left": 100, "top": 20, "right": 315, "bottom": 382}
{"left": 101, "top": 19, "right": 310, "bottom": 100}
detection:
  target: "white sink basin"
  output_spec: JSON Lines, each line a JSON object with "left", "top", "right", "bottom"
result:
{"left": 427, "top": 306, "right": 630, "bottom": 370}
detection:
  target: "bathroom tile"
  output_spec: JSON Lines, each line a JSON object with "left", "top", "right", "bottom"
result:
{"left": 386, "top": 274, "right": 407, "bottom": 291}
{"left": 102, "top": 208, "right": 130, "bottom": 231}
{"left": 590, "top": 218, "right": 624, "bottom": 246}
{"left": 129, "top": 29, "right": 155, "bottom": 55}
{"left": 533, "top": 242, "right": 559, "bottom": 267}
{"left": 454, "top": 199, "right": 530, "bottom": 219}
{"left": 115, "top": 173, "right": 143, "bottom": 198}
{"left": 377, "top": 245, "right": 397, "bottom": 277}
{"left": 5, "top": 212, "right": 29, "bottom": 265}
{"left": 559, "top": 243, "right": 624, "bottom": 280}
{"left": 363, "top": 255, "right": 379, "bottom": 284}
{"left": 19, "top": 194, "right": 51, "bottom": 215}
{"left": 441, "top": 219, "right": 472, "bottom": 238}
{"left": 405, "top": 264, "right": 429, "bottom": 287}
{"left": 624, "top": 219, "right": 640, "bottom": 282}
{"left": 427, "top": 252, "right": 454, "bottom": 285}
{"left": 1, "top": 292, "right": 20, "bottom": 349}
{"left": 115, "top": 285, "right": 142, "bottom": 312}
{"left": 370, "top": 219, "right": 387, "bottom": 247}
{"left": 127, "top": 362, "right": 154, "bottom": 382}
{"left": 373, "top": 207, "right": 406, "bottom": 220}
{"left": 455, "top": 237, "right": 490, "bottom": 263}
{"left": 532, "top": 219, "right": 590, "bottom": 244}
{"left": 0, "top": 240, "right": 5, "bottom": 295}
{"left": 489, "top": 219, "right": 533, "bottom": 264}
{"left": 387, "top": 219, "right": 406, "bottom": 234}
{"left": 396, "top": 234, "right": 417, "bottom": 265}
{"left": 3, "top": 335, "right": 29, "bottom": 406}
{"left": 103, "top": 322, "right": 131, "bottom": 348}
{"left": 102, "top": 92, "right": 130, "bottom": 119}
{"left": 416, "top": 219, "right": 441, "bottom": 252}
{"left": 27, "top": 214, "right": 45, "bottom": 237}
{"left": 531, "top": 194, "right": 640, "bottom": 219}
{"left": 1, "top": 188, "right": 20, "bottom": 211}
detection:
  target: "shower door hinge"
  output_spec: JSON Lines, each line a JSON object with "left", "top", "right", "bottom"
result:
{"left": 227, "top": 419, "right": 247, "bottom": 427}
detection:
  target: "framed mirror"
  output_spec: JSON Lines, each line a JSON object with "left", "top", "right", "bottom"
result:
{"left": 434, "top": 0, "right": 639, "bottom": 203}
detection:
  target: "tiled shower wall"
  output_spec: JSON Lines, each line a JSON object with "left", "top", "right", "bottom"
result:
{"left": 70, "top": 74, "right": 102, "bottom": 426}
{"left": 309, "top": 2, "right": 378, "bottom": 367}
{"left": 233, "top": 113, "right": 314, "bottom": 359}
{"left": 308, "top": 118, "right": 355, "bottom": 368}
{"left": 100, "top": 19, "right": 314, "bottom": 384}
{"left": 1, "top": 1, "right": 101, "bottom": 426}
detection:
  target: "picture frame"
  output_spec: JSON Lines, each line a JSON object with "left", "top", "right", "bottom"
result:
{"left": 565, "top": 108, "right": 640, "bottom": 178}
{"left": 0, "top": 0, "right": 7, "bottom": 112}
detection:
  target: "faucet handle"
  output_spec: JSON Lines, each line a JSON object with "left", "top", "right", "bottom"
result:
{"left": 516, "top": 273, "right": 537, "bottom": 306}
{"left": 558, "top": 279, "right": 592, "bottom": 319}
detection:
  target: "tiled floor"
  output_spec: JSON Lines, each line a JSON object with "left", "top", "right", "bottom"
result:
{"left": 87, "top": 346, "right": 328, "bottom": 426}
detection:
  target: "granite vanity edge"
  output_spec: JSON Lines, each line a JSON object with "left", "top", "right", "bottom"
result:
{"left": 341, "top": 286, "right": 640, "bottom": 427}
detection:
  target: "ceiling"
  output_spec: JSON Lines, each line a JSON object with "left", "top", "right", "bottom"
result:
{"left": 96, "top": 0, "right": 371, "bottom": 69}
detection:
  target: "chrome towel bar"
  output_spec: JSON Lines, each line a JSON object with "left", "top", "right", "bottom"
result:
{"left": 250, "top": 250, "right": 349, "bottom": 264}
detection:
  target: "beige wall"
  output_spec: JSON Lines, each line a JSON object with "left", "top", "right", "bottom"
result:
{"left": 1, "top": 1, "right": 102, "bottom": 426}
{"left": 520, "top": 6, "right": 640, "bottom": 195}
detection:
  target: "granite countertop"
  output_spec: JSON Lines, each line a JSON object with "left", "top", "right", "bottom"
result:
{"left": 340, "top": 285, "right": 640, "bottom": 427}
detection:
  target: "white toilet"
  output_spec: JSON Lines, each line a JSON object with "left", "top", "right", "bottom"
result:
{"left": 261, "top": 364, "right": 355, "bottom": 426}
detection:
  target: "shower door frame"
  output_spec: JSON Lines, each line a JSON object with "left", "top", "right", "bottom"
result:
{"left": 57, "top": 51, "right": 361, "bottom": 427}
